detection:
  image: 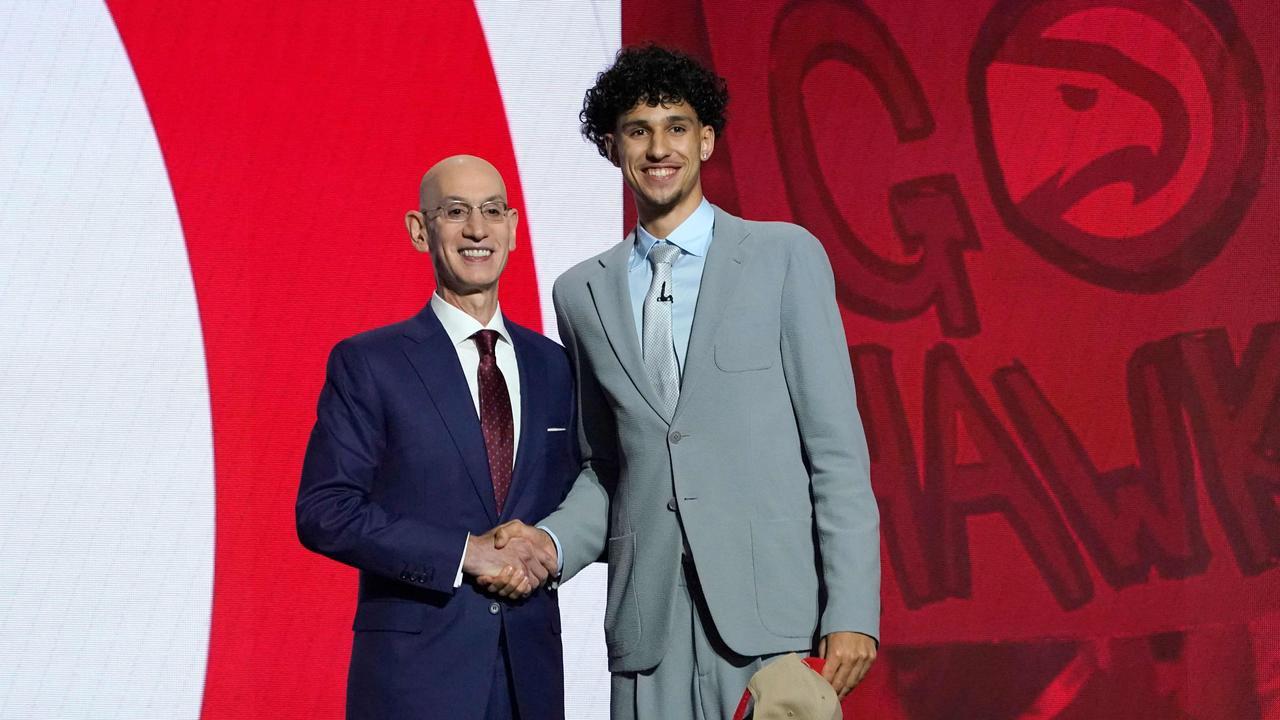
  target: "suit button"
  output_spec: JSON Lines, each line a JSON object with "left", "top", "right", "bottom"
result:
{"left": 489, "top": 602, "right": 500, "bottom": 615}
{"left": 666, "top": 498, "right": 678, "bottom": 512}
{"left": 669, "top": 431, "right": 682, "bottom": 444}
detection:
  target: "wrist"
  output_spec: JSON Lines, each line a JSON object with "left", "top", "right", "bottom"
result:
{"left": 537, "top": 529, "right": 555, "bottom": 553}
{"left": 461, "top": 534, "right": 488, "bottom": 576}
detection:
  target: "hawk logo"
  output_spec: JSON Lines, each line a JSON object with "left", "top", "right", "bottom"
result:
{"left": 970, "top": 0, "right": 1266, "bottom": 291}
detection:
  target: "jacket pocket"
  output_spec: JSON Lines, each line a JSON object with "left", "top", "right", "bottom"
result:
{"left": 714, "top": 318, "right": 775, "bottom": 372}
{"left": 352, "top": 600, "right": 428, "bottom": 633}
{"left": 603, "top": 531, "right": 641, "bottom": 651}
{"left": 751, "top": 516, "right": 819, "bottom": 637}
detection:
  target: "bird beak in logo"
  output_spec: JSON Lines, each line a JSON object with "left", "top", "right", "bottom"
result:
{"left": 971, "top": 0, "right": 1265, "bottom": 291}
{"left": 987, "top": 9, "right": 1200, "bottom": 239}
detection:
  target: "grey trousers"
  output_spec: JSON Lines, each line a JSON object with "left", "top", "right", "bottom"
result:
{"left": 610, "top": 559, "right": 803, "bottom": 720}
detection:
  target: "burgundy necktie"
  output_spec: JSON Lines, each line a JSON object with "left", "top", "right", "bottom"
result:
{"left": 472, "top": 329, "right": 513, "bottom": 513}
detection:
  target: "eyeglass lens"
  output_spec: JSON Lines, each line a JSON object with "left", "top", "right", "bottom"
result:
{"left": 438, "top": 201, "right": 508, "bottom": 222}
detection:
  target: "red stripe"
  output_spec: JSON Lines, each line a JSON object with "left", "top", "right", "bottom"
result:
{"left": 107, "top": 3, "right": 538, "bottom": 717}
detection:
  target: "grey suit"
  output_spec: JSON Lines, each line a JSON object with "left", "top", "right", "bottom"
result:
{"left": 543, "top": 206, "right": 879, "bottom": 710}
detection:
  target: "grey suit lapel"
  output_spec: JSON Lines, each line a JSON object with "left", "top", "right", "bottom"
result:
{"left": 587, "top": 234, "right": 674, "bottom": 423}
{"left": 674, "top": 206, "right": 749, "bottom": 421}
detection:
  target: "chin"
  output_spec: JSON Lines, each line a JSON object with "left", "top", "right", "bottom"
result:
{"left": 637, "top": 191, "right": 681, "bottom": 213}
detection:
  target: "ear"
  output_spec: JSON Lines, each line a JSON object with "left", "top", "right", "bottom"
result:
{"left": 405, "top": 210, "right": 430, "bottom": 253}
{"left": 506, "top": 208, "right": 519, "bottom": 252}
{"left": 700, "top": 125, "right": 716, "bottom": 162}
{"left": 603, "top": 135, "right": 620, "bottom": 168}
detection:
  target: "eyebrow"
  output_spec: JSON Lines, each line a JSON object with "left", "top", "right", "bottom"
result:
{"left": 620, "top": 114, "right": 696, "bottom": 129}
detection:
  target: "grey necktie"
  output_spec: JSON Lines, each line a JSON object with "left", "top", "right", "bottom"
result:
{"left": 642, "top": 242, "right": 682, "bottom": 416}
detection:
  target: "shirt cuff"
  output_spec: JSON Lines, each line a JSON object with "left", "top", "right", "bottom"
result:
{"left": 536, "top": 525, "right": 564, "bottom": 575}
{"left": 454, "top": 532, "right": 468, "bottom": 588}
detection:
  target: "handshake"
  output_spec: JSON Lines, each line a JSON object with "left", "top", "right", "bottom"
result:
{"left": 461, "top": 520, "right": 559, "bottom": 599}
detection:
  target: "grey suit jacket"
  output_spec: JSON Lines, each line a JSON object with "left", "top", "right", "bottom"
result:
{"left": 542, "top": 206, "right": 879, "bottom": 672}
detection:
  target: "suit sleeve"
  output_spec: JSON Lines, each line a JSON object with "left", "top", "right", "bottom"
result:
{"left": 780, "top": 231, "right": 881, "bottom": 643}
{"left": 538, "top": 280, "right": 614, "bottom": 581}
{"left": 296, "top": 339, "right": 466, "bottom": 595}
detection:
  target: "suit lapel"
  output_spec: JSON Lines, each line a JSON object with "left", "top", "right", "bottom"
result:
{"left": 674, "top": 206, "right": 749, "bottom": 422}
{"left": 401, "top": 306, "right": 499, "bottom": 525}
{"left": 502, "top": 323, "right": 543, "bottom": 520}
{"left": 587, "top": 235, "right": 674, "bottom": 422}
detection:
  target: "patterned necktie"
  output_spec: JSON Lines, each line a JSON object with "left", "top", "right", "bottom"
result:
{"left": 642, "top": 242, "right": 682, "bottom": 417}
{"left": 472, "top": 329, "right": 513, "bottom": 513}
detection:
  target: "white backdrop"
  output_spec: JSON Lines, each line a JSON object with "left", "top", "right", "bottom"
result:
{"left": 0, "top": 2, "right": 620, "bottom": 717}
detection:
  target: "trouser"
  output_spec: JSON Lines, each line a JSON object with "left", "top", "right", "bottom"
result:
{"left": 610, "top": 557, "right": 802, "bottom": 720}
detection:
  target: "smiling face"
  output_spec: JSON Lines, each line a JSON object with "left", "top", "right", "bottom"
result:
{"left": 405, "top": 156, "right": 518, "bottom": 309}
{"left": 608, "top": 99, "right": 715, "bottom": 233}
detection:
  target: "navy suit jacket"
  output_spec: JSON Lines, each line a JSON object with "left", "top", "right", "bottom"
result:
{"left": 297, "top": 303, "right": 576, "bottom": 720}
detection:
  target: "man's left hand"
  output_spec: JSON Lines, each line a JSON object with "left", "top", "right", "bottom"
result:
{"left": 818, "top": 631, "right": 877, "bottom": 698}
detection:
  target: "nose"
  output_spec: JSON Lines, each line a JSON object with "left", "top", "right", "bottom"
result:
{"left": 461, "top": 209, "right": 489, "bottom": 240}
{"left": 646, "top": 132, "right": 671, "bottom": 161}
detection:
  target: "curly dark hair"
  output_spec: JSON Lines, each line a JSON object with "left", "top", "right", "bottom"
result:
{"left": 580, "top": 44, "right": 729, "bottom": 159}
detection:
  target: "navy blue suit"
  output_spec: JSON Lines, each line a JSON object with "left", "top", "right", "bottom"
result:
{"left": 297, "top": 303, "right": 575, "bottom": 720}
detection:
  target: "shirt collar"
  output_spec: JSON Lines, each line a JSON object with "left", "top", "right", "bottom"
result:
{"left": 631, "top": 198, "right": 714, "bottom": 269}
{"left": 430, "top": 292, "right": 512, "bottom": 348}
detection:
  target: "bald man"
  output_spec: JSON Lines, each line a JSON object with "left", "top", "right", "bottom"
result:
{"left": 297, "top": 156, "right": 575, "bottom": 720}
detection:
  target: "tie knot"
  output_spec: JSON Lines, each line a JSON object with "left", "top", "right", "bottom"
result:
{"left": 648, "top": 242, "right": 681, "bottom": 268}
{"left": 472, "top": 329, "right": 500, "bottom": 357}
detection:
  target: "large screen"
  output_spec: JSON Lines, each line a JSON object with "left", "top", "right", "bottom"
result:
{"left": 2, "top": 1, "right": 1276, "bottom": 718}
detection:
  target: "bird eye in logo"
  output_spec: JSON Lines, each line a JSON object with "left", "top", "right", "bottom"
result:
{"left": 970, "top": 0, "right": 1266, "bottom": 292}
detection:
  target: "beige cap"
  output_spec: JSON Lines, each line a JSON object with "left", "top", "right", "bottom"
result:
{"left": 746, "top": 653, "right": 843, "bottom": 720}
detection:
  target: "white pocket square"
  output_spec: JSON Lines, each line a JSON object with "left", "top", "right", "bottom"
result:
{"left": 547, "top": 427, "right": 567, "bottom": 432}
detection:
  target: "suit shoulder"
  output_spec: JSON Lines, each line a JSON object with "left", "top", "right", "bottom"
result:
{"left": 553, "top": 245, "right": 617, "bottom": 291}
{"left": 741, "top": 217, "right": 819, "bottom": 243}
{"left": 340, "top": 318, "right": 414, "bottom": 349}
{"left": 739, "top": 217, "right": 828, "bottom": 262}
{"left": 507, "top": 321, "right": 562, "bottom": 354}
{"left": 325, "top": 317, "right": 420, "bottom": 368}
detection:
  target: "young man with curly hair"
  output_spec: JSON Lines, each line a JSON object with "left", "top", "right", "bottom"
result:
{"left": 489, "top": 45, "right": 881, "bottom": 719}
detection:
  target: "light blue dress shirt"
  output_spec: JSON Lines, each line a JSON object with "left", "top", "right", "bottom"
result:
{"left": 628, "top": 198, "right": 715, "bottom": 370}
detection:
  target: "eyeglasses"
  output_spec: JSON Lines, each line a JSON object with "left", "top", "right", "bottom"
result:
{"left": 425, "top": 200, "right": 512, "bottom": 223}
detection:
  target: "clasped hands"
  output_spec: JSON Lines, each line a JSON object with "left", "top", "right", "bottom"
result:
{"left": 461, "top": 520, "right": 558, "bottom": 599}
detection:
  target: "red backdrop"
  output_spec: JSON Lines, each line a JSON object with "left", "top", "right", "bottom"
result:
{"left": 627, "top": 0, "right": 1279, "bottom": 717}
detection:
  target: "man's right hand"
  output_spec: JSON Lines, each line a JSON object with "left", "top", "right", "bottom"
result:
{"left": 476, "top": 520, "right": 559, "bottom": 596}
{"left": 461, "top": 527, "right": 557, "bottom": 598}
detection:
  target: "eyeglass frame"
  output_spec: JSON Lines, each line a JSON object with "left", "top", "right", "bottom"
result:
{"left": 423, "top": 199, "right": 514, "bottom": 223}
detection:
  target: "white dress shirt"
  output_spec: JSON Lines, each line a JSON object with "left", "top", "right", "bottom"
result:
{"left": 429, "top": 293, "right": 521, "bottom": 586}
{"left": 430, "top": 293, "right": 522, "bottom": 448}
